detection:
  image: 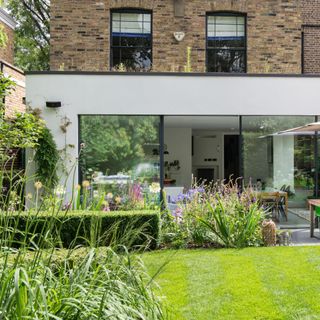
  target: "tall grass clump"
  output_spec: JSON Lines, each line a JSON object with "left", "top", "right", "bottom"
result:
{"left": 0, "top": 155, "right": 166, "bottom": 319}
{"left": 199, "top": 181, "right": 265, "bottom": 248}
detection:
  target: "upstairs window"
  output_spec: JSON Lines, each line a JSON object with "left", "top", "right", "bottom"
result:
{"left": 111, "top": 10, "right": 152, "bottom": 71}
{"left": 206, "top": 13, "right": 246, "bottom": 73}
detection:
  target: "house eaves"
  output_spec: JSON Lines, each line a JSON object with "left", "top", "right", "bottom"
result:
{"left": 0, "top": 7, "right": 16, "bottom": 30}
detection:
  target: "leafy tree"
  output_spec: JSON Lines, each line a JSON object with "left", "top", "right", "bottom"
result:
{"left": 80, "top": 116, "right": 159, "bottom": 179}
{"left": 7, "top": 0, "right": 50, "bottom": 71}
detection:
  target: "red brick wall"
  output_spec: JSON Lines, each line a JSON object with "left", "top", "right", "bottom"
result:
{"left": 2, "top": 62, "right": 25, "bottom": 118}
{"left": 302, "top": 0, "right": 320, "bottom": 74}
{"left": 0, "top": 20, "right": 14, "bottom": 65}
{"left": 50, "top": 0, "right": 302, "bottom": 74}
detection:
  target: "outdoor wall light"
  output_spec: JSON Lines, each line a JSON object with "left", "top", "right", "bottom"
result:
{"left": 46, "top": 101, "right": 62, "bottom": 108}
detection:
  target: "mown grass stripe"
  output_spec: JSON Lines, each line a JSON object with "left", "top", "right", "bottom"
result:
{"left": 249, "top": 247, "right": 320, "bottom": 319}
{"left": 144, "top": 250, "right": 189, "bottom": 319}
{"left": 184, "top": 250, "right": 224, "bottom": 319}
{"left": 213, "top": 250, "right": 283, "bottom": 319}
{"left": 144, "top": 247, "right": 320, "bottom": 320}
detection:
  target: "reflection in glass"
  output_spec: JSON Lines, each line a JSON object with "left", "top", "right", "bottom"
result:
{"left": 242, "top": 116, "right": 315, "bottom": 207}
{"left": 79, "top": 116, "right": 160, "bottom": 210}
{"left": 207, "top": 13, "right": 246, "bottom": 73}
{"left": 111, "top": 11, "right": 152, "bottom": 71}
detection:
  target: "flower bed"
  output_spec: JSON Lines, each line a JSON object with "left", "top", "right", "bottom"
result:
{"left": 161, "top": 181, "right": 265, "bottom": 249}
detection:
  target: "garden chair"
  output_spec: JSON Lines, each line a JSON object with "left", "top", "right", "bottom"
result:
{"left": 259, "top": 192, "right": 281, "bottom": 222}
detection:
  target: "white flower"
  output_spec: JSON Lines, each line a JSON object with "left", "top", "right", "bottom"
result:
{"left": 34, "top": 181, "right": 43, "bottom": 190}
{"left": 54, "top": 186, "right": 66, "bottom": 197}
{"left": 149, "top": 183, "right": 161, "bottom": 194}
{"left": 93, "top": 190, "right": 99, "bottom": 198}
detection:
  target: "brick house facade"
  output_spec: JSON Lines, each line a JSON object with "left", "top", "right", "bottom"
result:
{"left": 27, "top": 1, "right": 320, "bottom": 207}
{"left": 0, "top": 9, "right": 14, "bottom": 65}
{"left": 50, "top": 0, "right": 306, "bottom": 74}
{"left": 302, "top": 0, "right": 320, "bottom": 74}
{"left": 0, "top": 8, "right": 25, "bottom": 118}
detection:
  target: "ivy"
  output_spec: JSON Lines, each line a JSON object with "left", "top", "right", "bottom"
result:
{"left": 0, "top": 72, "right": 15, "bottom": 116}
{"left": 34, "top": 127, "right": 59, "bottom": 190}
{"left": 0, "top": 72, "right": 59, "bottom": 191}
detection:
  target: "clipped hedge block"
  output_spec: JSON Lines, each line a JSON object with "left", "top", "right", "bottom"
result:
{"left": 1, "top": 210, "right": 160, "bottom": 249}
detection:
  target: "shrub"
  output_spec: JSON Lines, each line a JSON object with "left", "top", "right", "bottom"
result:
{"left": 1, "top": 210, "right": 160, "bottom": 250}
{"left": 161, "top": 181, "right": 265, "bottom": 249}
{"left": 198, "top": 183, "right": 265, "bottom": 248}
{"left": 161, "top": 186, "right": 219, "bottom": 248}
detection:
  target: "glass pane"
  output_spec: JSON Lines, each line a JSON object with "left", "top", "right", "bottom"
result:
{"left": 112, "top": 21, "right": 120, "bottom": 32}
{"left": 143, "top": 13, "right": 151, "bottom": 22}
{"left": 79, "top": 116, "right": 161, "bottom": 210}
{"left": 208, "top": 38, "right": 245, "bottom": 49}
{"left": 207, "top": 49, "right": 246, "bottom": 72}
{"left": 111, "top": 47, "right": 121, "bottom": 66}
{"left": 111, "top": 47, "right": 152, "bottom": 70}
{"left": 237, "top": 16, "right": 245, "bottom": 25}
{"left": 215, "top": 16, "right": 238, "bottom": 25}
{"left": 118, "top": 36, "right": 151, "bottom": 47}
{"left": 215, "top": 23, "right": 238, "bottom": 35}
{"left": 112, "top": 12, "right": 151, "bottom": 35}
{"left": 111, "top": 11, "right": 152, "bottom": 69}
{"left": 242, "top": 116, "right": 315, "bottom": 209}
{"left": 163, "top": 116, "right": 240, "bottom": 204}
{"left": 113, "top": 12, "right": 121, "bottom": 20}
{"left": 207, "top": 14, "right": 246, "bottom": 72}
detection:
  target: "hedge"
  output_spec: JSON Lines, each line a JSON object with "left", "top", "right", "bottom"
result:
{"left": 0, "top": 210, "right": 160, "bottom": 249}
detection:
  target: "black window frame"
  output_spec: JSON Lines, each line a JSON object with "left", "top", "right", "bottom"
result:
{"left": 110, "top": 8, "right": 153, "bottom": 71}
{"left": 206, "top": 12, "right": 247, "bottom": 73}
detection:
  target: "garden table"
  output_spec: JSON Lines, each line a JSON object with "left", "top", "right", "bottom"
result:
{"left": 308, "top": 199, "right": 320, "bottom": 238}
{"left": 257, "top": 191, "right": 288, "bottom": 221}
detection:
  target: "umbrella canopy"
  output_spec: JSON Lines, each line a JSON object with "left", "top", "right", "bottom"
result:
{"left": 278, "top": 122, "right": 320, "bottom": 135}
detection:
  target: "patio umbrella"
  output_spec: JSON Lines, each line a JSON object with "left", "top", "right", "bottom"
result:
{"left": 278, "top": 122, "right": 320, "bottom": 135}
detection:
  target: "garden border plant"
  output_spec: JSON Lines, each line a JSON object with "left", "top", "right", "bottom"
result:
{"left": 161, "top": 180, "right": 266, "bottom": 249}
{"left": 3, "top": 210, "right": 160, "bottom": 249}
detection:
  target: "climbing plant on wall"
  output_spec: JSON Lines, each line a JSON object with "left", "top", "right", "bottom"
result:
{"left": 34, "top": 126, "right": 59, "bottom": 190}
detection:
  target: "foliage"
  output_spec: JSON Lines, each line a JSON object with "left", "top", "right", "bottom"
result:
{"left": 0, "top": 112, "right": 44, "bottom": 151}
{"left": 79, "top": 116, "right": 159, "bottom": 178}
{"left": 0, "top": 72, "right": 14, "bottom": 115}
{"left": 199, "top": 184, "right": 264, "bottom": 248}
{"left": 0, "top": 169, "right": 166, "bottom": 319}
{"left": 34, "top": 126, "right": 59, "bottom": 190}
{"left": 0, "top": 247, "right": 166, "bottom": 319}
{"left": 7, "top": 0, "right": 50, "bottom": 70}
{"left": 0, "top": 73, "right": 44, "bottom": 155}
{"left": 0, "top": 24, "right": 7, "bottom": 48}
{"left": 161, "top": 184, "right": 219, "bottom": 249}
{"left": 3, "top": 210, "right": 160, "bottom": 249}
{"left": 161, "top": 181, "right": 265, "bottom": 249}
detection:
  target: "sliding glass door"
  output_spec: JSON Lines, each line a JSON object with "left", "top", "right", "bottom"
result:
{"left": 79, "top": 115, "right": 161, "bottom": 209}
{"left": 242, "top": 116, "right": 315, "bottom": 207}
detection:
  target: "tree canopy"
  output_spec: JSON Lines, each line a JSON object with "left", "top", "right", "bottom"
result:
{"left": 7, "top": 0, "right": 50, "bottom": 71}
{"left": 80, "top": 116, "right": 159, "bottom": 179}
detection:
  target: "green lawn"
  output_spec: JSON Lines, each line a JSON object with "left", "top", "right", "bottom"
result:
{"left": 143, "top": 247, "right": 320, "bottom": 320}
